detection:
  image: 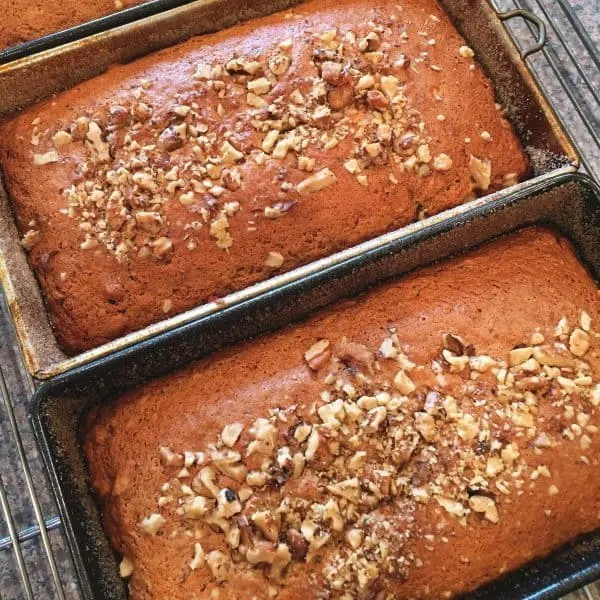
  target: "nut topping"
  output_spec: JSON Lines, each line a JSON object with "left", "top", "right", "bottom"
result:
{"left": 119, "top": 557, "right": 134, "bottom": 578}
{"left": 206, "top": 550, "right": 230, "bottom": 582}
{"left": 189, "top": 543, "right": 205, "bottom": 570}
{"left": 140, "top": 513, "right": 166, "bottom": 535}
{"left": 469, "top": 495, "right": 499, "bottom": 523}
{"left": 296, "top": 168, "right": 338, "bottom": 195}
{"left": 469, "top": 155, "right": 492, "bottom": 191}
{"left": 21, "top": 229, "right": 40, "bottom": 250}
{"left": 43, "top": 20, "right": 474, "bottom": 261}
{"left": 265, "top": 251, "right": 284, "bottom": 268}
{"left": 142, "top": 312, "right": 599, "bottom": 592}
{"left": 509, "top": 346, "right": 533, "bottom": 366}
{"left": 33, "top": 150, "right": 59, "bottom": 166}
{"left": 394, "top": 369, "right": 416, "bottom": 394}
{"left": 433, "top": 153, "right": 453, "bottom": 171}
{"left": 221, "top": 423, "right": 244, "bottom": 447}
{"left": 569, "top": 328, "right": 590, "bottom": 357}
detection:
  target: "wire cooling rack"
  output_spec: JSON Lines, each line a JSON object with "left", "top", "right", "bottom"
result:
{"left": 0, "top": 1, "right": 599, "bottom": 598}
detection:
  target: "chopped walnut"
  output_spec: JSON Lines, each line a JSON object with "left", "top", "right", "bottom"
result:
{"left": 580, "top": 310, "right": 592, "bottom": 332}
{"left": 248, "top": 92, "right": 268, "bottom": 109}
{"left": 456, "top": 413, "right": 479, "bottom": 441}
{"left": 297, "top": 156, "right": 315, "bottom": 172}
{"left": 206, "top": 550, "right": 230, "bottom": 582}
{"left": 221, "top": 423, "right": 244, "bottom": 448}
{"left": 179, "top": 191, "right": 195, "bottom": 206}
{"left": 135, "top": 211, "right": 163, "bottom": 235}
{"left": 296, "top": 168, "right": 338, "bottom": 195}
{"left": 221, "top": 140, "right": 244, "bottom": 164}
{"left": 262, "top": 130, "right": 279, "bottom": 153}
{"left": 532, "top": 346, "right": 574, "bottom": 368}
{"left": 437, "top": 496, "right": 466, "bottom": 518}
{"left": 469, "top": 495, "right": 499, "bottom": 523}
{"left": 194, "top": 466, "right": 219, "bottom": 498}
{"left": 469, "top": 155, "right": 492, "bottom": 191}
{"left": 150, "top": 236, "right": 173, "bottom": 258}
{"left": 356, "top": 74, "right": 375, "bottom": 91}
{"left": 190, "top": 543, "right": 205, "bottom": 570}
{"left": 52, "top": 131, "right": 72, "bottom": 148}
{"left": 531, "top": 332, "right": 545, "bottom": 345}
{"left": 217, "top": 488, "right": 242, "bottom": 518}
{"left": 268, "top": 53, "right": 291, "bottom": 76}
{"left": 252, "top": 510, "right": 282, "bottom": 542}
{"left": 21, "top": 229, "right": 40, "bottom": 250}
{"left": 265, "top": 251, "right": 284, "bottom": 268}
{"left": 344, "top": 159, "right": 361, "bottom": 174}
{"left": 119, "top": 556, "right": 134, "bottom": 578}
{"left": 270, "top": 544, "right": 292, "bottom": 580}
{"left": 248, "top": 77, "right": 272, "bottom": 95}
{"left": 85, "top": 121, "right": 111, "bottom": 163}
{"left": 304, "top": 427, "right": 320, "bottom": 461}
{"left": 158, "top": 124, "right": 187, "bottom": 151}
{"left": 393, "top": 370, "right": 415, "bottom": 395}
{"left": 140, "top": 513, "right": 166, "bottom": 535}
{"left": 415, "top": 412, "right": 438, "bottom": 442}
{"left": 569, "top": 328, "right": 590, "bottom": 357}
{"left": 182, "top": 496, "right": 212, "bottom": 519}
{"left": 509, "top": 346, "right": 533, "bottom": 366}
{"left": 433, "top": 153, "right": 453, "bottom": 171}
{"left": 501, "top": 443, "right": 520, "bottom": 465}
{"left": 33, "top": 150, "right": 59, "bottom": 165}
{"left": 210, "top": 214, "right": 233, "bottom": 250}
{"left": 159, "top": 446, "right": 184, "bottom": 467}
{"left": 246, "top": 470, "right": 268, "bottom": 487}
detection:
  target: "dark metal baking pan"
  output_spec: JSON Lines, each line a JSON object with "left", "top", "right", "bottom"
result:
{"left": 0, "top": 0, "right": 579, "bottom": 379}
{"left": 0, "top": 0, "right": 196, "bottom": 65}
{"left": 31, "top": 172, "right": 600, "bottom": 600}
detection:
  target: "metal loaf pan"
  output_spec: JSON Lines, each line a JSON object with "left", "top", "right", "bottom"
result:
{"left": 31, "top": 173, "right": 600, "bottom": 600}
{"left": 0, "top": 0, "right": 579, "bottom": 379}
{"left": 0, "top": 0, "right": 196, "bottom": 65}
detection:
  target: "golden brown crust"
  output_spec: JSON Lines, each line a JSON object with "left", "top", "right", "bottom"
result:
{"left": 84, "top": 227, "right": 600, "bottom": 599}
{"left": 0, "top": 0, "right": 528, "bottom": 354}
{"left": 0, "top": 0, "right": 145, "bottom": 50}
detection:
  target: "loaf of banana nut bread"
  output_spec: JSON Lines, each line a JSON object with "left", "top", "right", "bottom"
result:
{"left": 0, "top": 0, "right": 145, "bottom": 50}
{"left": 84, "top": 227, "right": 600, "bottom": 599}
{"left": 0, "top": 0, "right": 528, "bottom": 354}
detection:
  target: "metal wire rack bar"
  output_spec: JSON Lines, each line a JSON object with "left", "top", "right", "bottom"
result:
{"left": 0, "top": 1, "right": 598, "bottom": 598}
{"left": 0, "top": 347, "right": 67, "bottom": 599}
{"left": 491, "top": 0, "right": 600, "bottom": 180}
{"left": 0, "top": 517, "right": 62, "bottom": 552}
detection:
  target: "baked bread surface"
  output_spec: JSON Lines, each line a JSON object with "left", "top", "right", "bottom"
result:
{"left": 85, "top": 227, "right": 600, "bottom": 599}
{"left": 0, "top": 0, "right": 528, "bottom": 354}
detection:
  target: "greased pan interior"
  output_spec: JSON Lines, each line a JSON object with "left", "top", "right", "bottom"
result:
{"left": 32, "top": 173, "right": 600, "bottom": 600}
